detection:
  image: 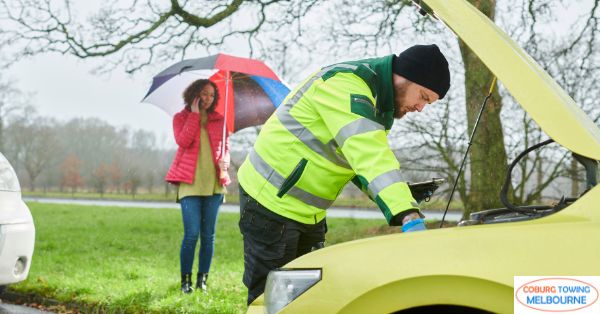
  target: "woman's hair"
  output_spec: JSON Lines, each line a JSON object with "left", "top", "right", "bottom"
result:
{"left": 183, "top": 79, "right": 219, "bottom": 112}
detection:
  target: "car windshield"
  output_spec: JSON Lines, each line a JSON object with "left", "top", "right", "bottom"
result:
{"left": 0, "top": 152, "right": 21, "bottom": 192}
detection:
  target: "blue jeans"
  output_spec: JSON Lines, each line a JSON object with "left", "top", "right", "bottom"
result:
{"left": 179, "top": 194, "right": 223, "bottom": 274}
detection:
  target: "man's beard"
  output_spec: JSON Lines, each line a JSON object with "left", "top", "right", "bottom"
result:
{"left": 393, "top": 82, "right": 409, "bottom": 118}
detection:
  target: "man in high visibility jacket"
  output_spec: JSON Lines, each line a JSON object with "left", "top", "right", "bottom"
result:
{"left": 237, "top": 44, "right": 451, "bottom": 304}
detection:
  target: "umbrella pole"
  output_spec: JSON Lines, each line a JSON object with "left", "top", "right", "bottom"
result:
{"left": 221, "top": 70, "right": 229, "bottom": 160}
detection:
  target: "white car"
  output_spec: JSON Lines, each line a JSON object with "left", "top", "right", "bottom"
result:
{"left": 0, "top": 152, "right": 35, "bottom": 291}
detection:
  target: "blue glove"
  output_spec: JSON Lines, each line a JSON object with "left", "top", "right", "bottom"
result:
{"left": 402, "top": 218, "right": 427, "bottom": 233}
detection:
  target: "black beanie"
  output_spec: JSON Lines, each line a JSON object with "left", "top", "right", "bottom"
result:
{"left": 392, "top": 44, "right": 450, "bottom": 99}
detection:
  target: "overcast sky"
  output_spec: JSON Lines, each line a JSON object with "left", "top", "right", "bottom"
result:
{"left": 2, "top": 0, "right": 178, "bottom": 147}
{"left": 7, "top": 53, "right": 178, "bottom": 148}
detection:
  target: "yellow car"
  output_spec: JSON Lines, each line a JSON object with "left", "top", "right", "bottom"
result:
{"left": 248, "top": 0, "right": 600, "bottom": 313}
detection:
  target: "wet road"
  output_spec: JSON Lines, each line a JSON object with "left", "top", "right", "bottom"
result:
{"left": 0, "top": 303, "right": 54, "bottom": 314}
{"left": 23, "top": 197, "right": 463, "bottom": 221}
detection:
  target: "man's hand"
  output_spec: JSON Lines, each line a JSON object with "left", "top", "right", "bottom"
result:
{"left": 401, "top": 212, "right": 427, "bottom": 233}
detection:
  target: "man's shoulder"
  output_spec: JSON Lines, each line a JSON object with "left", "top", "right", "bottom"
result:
{"left": 317, "top": 71, "right": 374, "bottom": 98}
{"left": 320, "top": 62, "right": 382, "bottom": 98}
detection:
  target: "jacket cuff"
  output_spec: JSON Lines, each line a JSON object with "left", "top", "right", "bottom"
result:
{"left": 219, "top": 174, "right": 231, "bottom": 186}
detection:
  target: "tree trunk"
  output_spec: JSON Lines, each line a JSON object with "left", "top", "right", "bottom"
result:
{"left": 28, "top": 176, "right": 36, "bottom": 192}
{"left": 459, "top": 0, "right": 508, "bottom": 219}
{"left": 536, "top": 156, "right": 543, "bottom": 202}
{"left": 570, "top": 158, "right": 579, "bottom": 196}
{"left": 164, "top": 182, "right": 171, "bottom": 197}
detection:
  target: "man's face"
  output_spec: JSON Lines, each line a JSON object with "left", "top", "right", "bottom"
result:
{"left": 392, "top": 74, "right": 440, "bottom": 118}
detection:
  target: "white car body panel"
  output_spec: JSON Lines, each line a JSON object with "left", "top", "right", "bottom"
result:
{"left": 0, "top": 154, "right": 35, "bottom": 286}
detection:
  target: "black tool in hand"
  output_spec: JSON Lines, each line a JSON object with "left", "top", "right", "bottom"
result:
{"left": 408, "top": 178, "right": 445, "bottom": 203}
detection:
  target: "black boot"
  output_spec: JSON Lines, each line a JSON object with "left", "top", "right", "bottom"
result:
{"left": 196, "top": 272, "right": 208, "bottom": 292}
{"left": 181, "top": 273, "right": 193, "bottom": 294}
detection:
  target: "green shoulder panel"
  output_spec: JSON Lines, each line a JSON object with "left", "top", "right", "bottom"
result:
{"left": 321, "top": 63, "right": 377, "bottom": 98}
{"left": 320, "top": 59, "right": 395, "bottom": 130}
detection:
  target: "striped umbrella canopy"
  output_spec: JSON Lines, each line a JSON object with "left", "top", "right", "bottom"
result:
{"left": 142, "top": 53, "right": 290, "bottom": 133}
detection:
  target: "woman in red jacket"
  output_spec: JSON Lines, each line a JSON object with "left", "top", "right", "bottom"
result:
{"left": 165, "top": 79, "right": 231, "bottom": 294}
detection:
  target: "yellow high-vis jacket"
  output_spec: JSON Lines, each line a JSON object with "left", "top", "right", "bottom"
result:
{"left": 238, "top": 55, "right": 419, "bottom": 225}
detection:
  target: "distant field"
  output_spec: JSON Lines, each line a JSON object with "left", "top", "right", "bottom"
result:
{"left": 11, "top": 202, "right": 444, "bottom": 313}
{"left": 22, "top": 190, "right": 180, "bottom": 202}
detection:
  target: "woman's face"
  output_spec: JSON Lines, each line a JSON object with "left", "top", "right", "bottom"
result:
{"left": 198, "top": 84, "right": 215, "bottom": 110}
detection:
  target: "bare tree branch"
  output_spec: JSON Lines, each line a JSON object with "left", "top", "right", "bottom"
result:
{"left": 0, "top": 0, "right": 321, "bottom": 73}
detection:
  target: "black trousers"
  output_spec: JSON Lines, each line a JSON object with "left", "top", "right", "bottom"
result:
{"left": 239, "top": 186, "right": 327, "bottom": 305}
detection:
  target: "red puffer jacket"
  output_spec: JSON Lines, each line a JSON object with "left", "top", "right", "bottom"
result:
{"left": 165, "top": 109, "right": 231, "bottom": 186}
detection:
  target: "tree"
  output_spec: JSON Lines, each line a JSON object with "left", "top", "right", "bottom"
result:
{"left": 500, "top": 0, "right": 600, "bottom": 204}
{"left": 54, "top": 117, "right": 129, "bottom": 185}
{"left": 0, "top": 75, "right": 28, "bottom": 152}
{"left": 457, "top": 0, "right": 509, "bottom": 215}
{"left": 2, "top": 109, "right": 177, "bottom": 195}
{"left": 108, "top": 160, "right": 123, "bottom": 193}
{"left": 0, "top": 0, "right": 320, "bottom": 73}
{"left": 8, "top": 114, "right": 61, "bottom": 191}
{"left": 91, "top": 163, "right": 109, "bottom": 196}
{"left": 394, "top": 94, "right": 470, "bottom": 210}
{"left": 61, "top": 154, "right": 83, "bottom": 195}
{"left": 146, "top": 170, "right": 155, "bottom": 194}
{"left": 125, "top": 168, "right": 142, "bottom": 198}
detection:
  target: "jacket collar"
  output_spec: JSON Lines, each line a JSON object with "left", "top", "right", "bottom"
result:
{"left": 347, "top": 54, "right": 395, "bottom": 129}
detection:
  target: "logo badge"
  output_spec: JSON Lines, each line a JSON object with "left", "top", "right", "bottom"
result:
{"left": 515, "top": 276, "right": 600, "bottom": 313}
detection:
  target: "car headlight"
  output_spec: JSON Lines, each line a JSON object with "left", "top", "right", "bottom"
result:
{"left": 264, "top": 269, "right": 321, "bottom": 314}
{"left": 0, "top": 153, "right": 20, "bottom": 192}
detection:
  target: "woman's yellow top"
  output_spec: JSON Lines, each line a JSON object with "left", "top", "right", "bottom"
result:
{"left": 178, "top": 112, "right": 225, "bottom": 199}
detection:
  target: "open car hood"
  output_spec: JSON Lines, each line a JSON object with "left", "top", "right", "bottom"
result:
{"left": 420, "top": 0, "right": 600, "bottom": 159}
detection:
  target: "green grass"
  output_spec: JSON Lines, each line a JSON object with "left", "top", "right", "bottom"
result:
{"left": 12, "top": 202, "right": 421, "bottom": 313}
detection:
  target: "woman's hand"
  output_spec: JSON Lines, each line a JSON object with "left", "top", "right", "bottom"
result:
{"left": 191, "top": 97, "right": 200, "bottom": 113}
{"left": 218, "top": 159, "right": 229, "bottom": 172}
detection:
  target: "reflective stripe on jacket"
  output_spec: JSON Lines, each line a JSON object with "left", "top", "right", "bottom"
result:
{"left": 238, "top": 55, "right": 418, "bottom": 225}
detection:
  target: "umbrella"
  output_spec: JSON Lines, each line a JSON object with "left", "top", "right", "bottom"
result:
{"left": 142, "top": 53, "right": 290, "bottom": 135}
